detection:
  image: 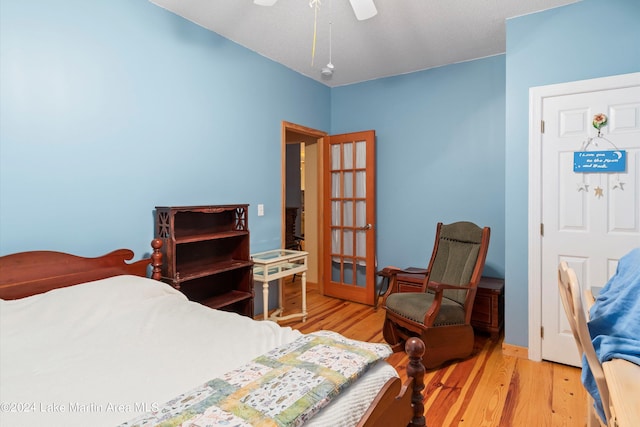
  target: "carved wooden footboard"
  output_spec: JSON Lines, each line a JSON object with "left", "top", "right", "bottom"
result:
{"left": 0, "top": 239, "right": 426, "bottom": 427}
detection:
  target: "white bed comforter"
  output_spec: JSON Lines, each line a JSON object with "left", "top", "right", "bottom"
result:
{"left": 0, "top": 275, "right": 397, "bottom": 427}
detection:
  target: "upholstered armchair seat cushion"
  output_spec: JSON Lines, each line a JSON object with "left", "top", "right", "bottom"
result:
{"left": 386, "top": 292, "right": 466, "bottom": 326}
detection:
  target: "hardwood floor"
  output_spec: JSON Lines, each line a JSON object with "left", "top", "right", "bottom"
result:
{"left": 268, "top": 279, "right": 588, "bottom": 427}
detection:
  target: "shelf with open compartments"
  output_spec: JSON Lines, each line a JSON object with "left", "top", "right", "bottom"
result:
{"left": 154, "top": 205, "right": 253, "bottom": 317}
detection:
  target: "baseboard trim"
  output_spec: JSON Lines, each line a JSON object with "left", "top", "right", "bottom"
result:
{"left": 502, "top": 343, "right": 528, "bottom": 359}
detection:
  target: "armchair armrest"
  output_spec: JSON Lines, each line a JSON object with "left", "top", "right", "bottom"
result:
{"left": 378, "top": 266, "right": 401, "bottom": 303}
{"left": 378, "top": 266, "right": 430, "bottom": 306}
{"left": 376, "top": 267, "right": 396, "bottom": 278}
{"left": 426, "top": 281, "right": 473, "bottom": 292}
{"left": 422, "top": 281, "right": 475, "bottom": 326}
{"left": 378, "top": 266, "right": 427, "bottom": 277}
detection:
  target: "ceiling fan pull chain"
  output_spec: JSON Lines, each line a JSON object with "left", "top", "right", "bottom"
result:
{"left": 310, "top": 0, "right": 321, "bottom": 66}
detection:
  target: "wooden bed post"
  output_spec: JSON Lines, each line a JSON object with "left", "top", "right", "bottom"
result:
{"left": 151, "top": 238, "right": 163, "bottom": 281}
{"left": 356, "top": 336, "right": 427, "bottom": 427}
{"left": 406, "top": 337, "right": 426, "bottom": 427}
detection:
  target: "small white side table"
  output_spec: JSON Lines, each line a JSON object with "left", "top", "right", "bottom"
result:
{"left": 251, "top": 249, "right": 308, "bottom": 322}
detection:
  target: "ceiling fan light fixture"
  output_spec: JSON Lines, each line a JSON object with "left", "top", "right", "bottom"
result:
{"left": 349, "top": 0, "right": 377, "bottom": 21}
{"left": 321, "top": 62, "right": 334, "bottom": 78}
{"left": 254, "top": 0, "right": 278, "bottom": 6}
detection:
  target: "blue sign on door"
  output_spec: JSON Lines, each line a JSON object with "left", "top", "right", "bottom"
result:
{"left": 573, "top": 150, "right": 626, "bottom": 173}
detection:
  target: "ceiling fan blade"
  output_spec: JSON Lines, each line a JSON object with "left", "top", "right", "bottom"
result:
{"left": 254, "top": 0, "right": 278, "bottom": 6}
{"left": 349, "top": 0, "right": 377, "bottom": 21}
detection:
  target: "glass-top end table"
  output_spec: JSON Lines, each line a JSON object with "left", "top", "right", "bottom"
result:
{"left": 251, "top": 249, "right": 308, "bottom": 262}
{"left": 251, "top": 249, "right": 308, "bottom": 323}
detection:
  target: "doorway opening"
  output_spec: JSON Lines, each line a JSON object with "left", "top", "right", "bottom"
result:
{"left": 282, "top": 122, "right": 327, "bottom": 289}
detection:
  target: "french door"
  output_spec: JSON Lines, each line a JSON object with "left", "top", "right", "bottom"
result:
{"left": 322, "top": 130, "right": 376, "bottom": 305}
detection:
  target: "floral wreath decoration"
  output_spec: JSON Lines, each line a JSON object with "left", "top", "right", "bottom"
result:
{"left": 592, "top": 113, "right": 608, "bottom": 136}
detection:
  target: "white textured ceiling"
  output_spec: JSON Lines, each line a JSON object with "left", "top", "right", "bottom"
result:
{"left": 149, "top": 0, "right": 579, "bottom": 87}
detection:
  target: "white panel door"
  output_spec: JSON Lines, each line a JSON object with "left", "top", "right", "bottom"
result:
{"left": 540, "top": 85, "right": 640, "bottom": 366}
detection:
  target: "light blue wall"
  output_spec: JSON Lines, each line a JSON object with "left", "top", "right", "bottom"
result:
{"left": 2, "top": 0, "right": 638, "bottom": 337}
{"left": 505, "top": 0, "right": 640, "bottom": 347}
{"left": 331, "top": 56, "right": 507, "bottom": 278}
{"left": 0, "top": 0, "right": 330, "bottom": 262}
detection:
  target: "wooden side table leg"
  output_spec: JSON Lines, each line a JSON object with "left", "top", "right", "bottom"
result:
{"left": 301, "top": 271, "right": 307, "bottom": 322}
{"left": 278, "top": 278, "right": 284, "bottom": 314}
{"left": 262, "top": 281, "right": 269, "bottom": 320}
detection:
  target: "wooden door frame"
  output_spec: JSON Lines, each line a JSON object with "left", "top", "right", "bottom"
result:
{"left": 281, "top": 121, "right": 328, "bottom": 290}
{"left": 527, "top": 72, "right": 640, "bottom": 362}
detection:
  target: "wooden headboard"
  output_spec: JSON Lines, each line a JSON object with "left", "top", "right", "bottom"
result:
{"left": 0, "top": 239, "right": 163, "bottom": 300}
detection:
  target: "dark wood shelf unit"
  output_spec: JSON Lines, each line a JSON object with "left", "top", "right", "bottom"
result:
{"left": 200, "top": 290, "right": 253, "bottom": 311}
{"left": 155, "top": 205, "right": 253, "bottom": 317}
{"left": 170, "top": 259, "right": 254, "bottom": 284}
{"left": 174, "top": 230, "right": 249, "bottom": 245}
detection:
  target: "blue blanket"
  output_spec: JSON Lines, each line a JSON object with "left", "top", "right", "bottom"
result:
{"left": 582, "top": 247, "right": 640, "bottom": 423}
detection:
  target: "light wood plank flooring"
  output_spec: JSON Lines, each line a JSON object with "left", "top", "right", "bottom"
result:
{"left": 265, "top": 279, "right": 588, "bottom": 427}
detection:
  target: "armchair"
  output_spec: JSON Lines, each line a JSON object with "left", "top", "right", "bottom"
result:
{"left": 381, "top": 221, "right": 490, "bottom": 369}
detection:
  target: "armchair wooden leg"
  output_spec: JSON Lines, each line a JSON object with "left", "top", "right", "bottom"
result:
{"left": 383, "top": 319, "right": 405, "bottom": 352}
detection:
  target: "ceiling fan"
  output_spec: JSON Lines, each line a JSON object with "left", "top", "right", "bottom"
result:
{"left": 254, "top": 0, "right": 377, "bottom": 21}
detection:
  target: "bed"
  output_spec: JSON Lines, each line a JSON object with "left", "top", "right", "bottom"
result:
{"left": 0, "top": 240, "right": 426, "bottom": 427}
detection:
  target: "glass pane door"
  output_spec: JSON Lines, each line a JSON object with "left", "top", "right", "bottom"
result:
{"left": 323, "top": 131, "right": 376, "bottom": 305}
